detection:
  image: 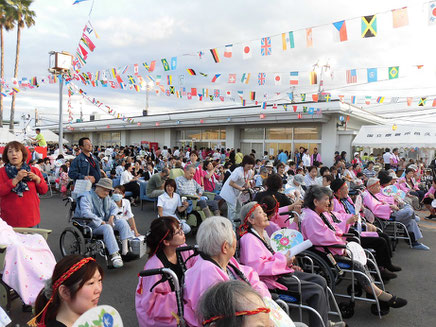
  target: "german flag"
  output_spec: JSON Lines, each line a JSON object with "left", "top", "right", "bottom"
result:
{"left": 210, "top": 48, "right": 220, "bottom": 63}
{"left": 186, "top": 68, "right": 196, "bottom": 76}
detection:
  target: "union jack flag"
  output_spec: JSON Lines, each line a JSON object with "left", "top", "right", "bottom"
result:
{"left": 260, "top": 37, "right": 272, "bottom": 56}
{"left": 258, "top": 73, "right": 266, "bottom": 85}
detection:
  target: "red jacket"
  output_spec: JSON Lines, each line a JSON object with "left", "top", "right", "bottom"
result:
{"left": 0, "top": 166, "right": 48, "bottom": 227}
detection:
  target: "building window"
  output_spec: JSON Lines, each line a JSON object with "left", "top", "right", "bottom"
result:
{"left": 240, "top": 128, "right": 264, "bottom": 140}
{"left": 186, "top": 129, "right": 202, "bottom": 141}
{"left": 266, "top": 127, "right": 292, "bottom": 140}
{"left": 294, "top": 127, "right": 320, "bottom": 140}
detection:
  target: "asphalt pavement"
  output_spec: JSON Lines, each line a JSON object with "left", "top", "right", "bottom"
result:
{"left": 7, "top": 195, "right": 436, "bottom": 327}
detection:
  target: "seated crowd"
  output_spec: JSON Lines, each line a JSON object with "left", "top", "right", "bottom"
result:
{"left": 1, "top": 139, "right": 435, "bottom": 326}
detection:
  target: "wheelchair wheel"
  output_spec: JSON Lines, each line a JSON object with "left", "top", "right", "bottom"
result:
{"left": 299, "top": 250, "right": 336, "bottom": 292}
{"left": 339, "top": 301, "right": 355, "bottom": 319}
{"left": 60, "top": 226, "right": 86, "bottom": 257}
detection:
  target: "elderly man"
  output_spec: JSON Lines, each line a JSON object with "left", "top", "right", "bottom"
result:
{"left": 146, "top": 168, "right": 169, "bottom": 198}
{"left": 69, "top": 137, "right": 102, "bottom": 184}
{"left": 75, "top": 178, "right": 133, "bottom": 268}
{"left": 183, "top": 216, "right": 271, "bottom": 327}
{"left": 363, "top": 177, "right": 429, "bottom": 251}
{"left": 175, "top": 164, "right": 220, "bottom": 217}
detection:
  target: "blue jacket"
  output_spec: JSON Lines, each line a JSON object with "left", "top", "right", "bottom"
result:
{"left": 68, "top": 152, "right": 102, "bottom": 182}
{"left": 75, "top": 190, "right": 118, "bottom": 228}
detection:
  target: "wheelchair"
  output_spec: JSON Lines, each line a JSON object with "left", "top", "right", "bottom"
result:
{"left": 176, "top": 245, "right": 333, "bottom": 327}
{"left": 59, "top": 196, "right": 125, "bottom": 268}
{"left": 296, "top": 241, "right": 386, "bottom": 319}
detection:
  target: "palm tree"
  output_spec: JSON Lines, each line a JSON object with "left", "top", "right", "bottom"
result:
{"left": 8, "top": 0, "right": 35, "bottom": 131}
{"left": 0, "top": 0, "right": 14, "bottom": 127}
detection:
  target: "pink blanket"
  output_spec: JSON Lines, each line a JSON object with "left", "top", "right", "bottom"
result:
{"left": 0, "top": 218, "right": 56, "bottom": 304}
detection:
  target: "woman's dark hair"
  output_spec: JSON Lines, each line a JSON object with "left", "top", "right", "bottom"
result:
{"left": 190, "top": 150, "right": 198, "bottom": 157}
{"left": 320, "top": 166, "right": 330, "bottom": 176}
{"left": 303, "top": 185, "right": 332, "bottom": 211}
{"left": 198, "top": 280, "right": 265, "bottom": 327}
{"left": 276, "top": 162, "right": 285, "bottom": 169}
{"left": 60, "top": 164, "right": 68, "bottom": 173}
{"left": 114, "top": 185, "right": 125, "bottom": 194}
{"left": 146, "top": 216, "right": 180, "bottom": 255}
{"left": 203, "top": 159, "right": 212, "bottom": 171}
{"left": 323, "top": 174, "right": 334, "bottom": 184}
{"left": 241, "top": 155, "right": 255, "bottom": 167}
{"left": 259, "top": 195, "right": 278, "bottom": 217}
{"left": 265, "top": 174, "right": 283, "bottom": 192}
{"left": 34, "top": 255, "right": 103, "bottom": 324}
{"left": 405, "top": 168, "right": 415, "bottom": 175}
{"left": 2, "top": 141, "right": 27, "bottom": 164}
{"left": 43, "top": 157, "right": 51, "bottom": 163}
{"left": 308, "top": 165, "right": 317, "bottom": 173}
{"left": 164, "top": 178, "right": 177, "bottom": 192}
{"left": 56, "top": 154, "right": 64, "bottom": 160}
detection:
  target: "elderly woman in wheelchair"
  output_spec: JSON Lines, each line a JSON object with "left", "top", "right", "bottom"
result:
{"left": 183, "top": 216, "right": 271, "bottom": 327}
{"left": 238, "top": 202, "right": 343, "bottom": 327}
{"left": 300, "top": 185, "right": 407, "bottom": 316}
{"left": 74, "top": 178, "right": 133, "bottom": 268}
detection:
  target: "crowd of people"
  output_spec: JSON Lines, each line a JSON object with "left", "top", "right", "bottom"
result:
{"left": 0, "top": 136, "right": 435, "bottom": 326}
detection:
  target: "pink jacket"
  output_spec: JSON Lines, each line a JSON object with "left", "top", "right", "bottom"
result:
{"left": 362, "top": 191, "right": 392, "bottom": 220}
{"left": 300, "top": 208, "right": 346, "bottom": 256}
{"left": 135, "top": 248, "right": 196, "bottom": 327}
{"left": 332, "top": 197, "right": 354, "bottom": 226}
{"left": 270, "top": 206, "right": 293, "bottom": 228}
{"left": 425, "top": 186, "right": 435, "bottom": 199}
{"left": 398, "top": 177, "right": 419, "bottom": 192}
{"left": 239, "top": 232, "right": 294, "bottom": 291}
{"left": 183, "top": 255, "right": 270, "bottom": 327}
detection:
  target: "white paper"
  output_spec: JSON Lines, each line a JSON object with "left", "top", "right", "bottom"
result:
{"left": 354, "top": 195, "right": 362, "bottom": 214}
{"left": 290, "top": 239, "right": 313, "bottom": 257}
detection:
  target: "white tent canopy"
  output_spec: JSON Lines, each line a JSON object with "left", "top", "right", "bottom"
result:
{"left": 0, "top": 129, "right": 18, "bottom": 145}
{"left": 23, "top": 129, "right": 69, "bottom": 144}
{"left": 353, "top": 125, "right": 436, "bottom": 149}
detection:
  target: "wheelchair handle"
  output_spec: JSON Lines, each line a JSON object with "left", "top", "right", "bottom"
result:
{"left": 139, "top": 268, "right": 166, "bottom": 277}
{"left": 176, "top": 245, "right": 198, "bottom": 254}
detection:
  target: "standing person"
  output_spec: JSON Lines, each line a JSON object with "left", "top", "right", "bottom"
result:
{"left": 311, "top": 147, "right": 322, "bottom": 166}
{"left": 68, "top": 137, "right": 101, "bottom": 185}
{"left": 277, "top": 150, "right": 288, "bottom": 164}
{"left": 390, "top": 148, "right": 400, "bottom": 172}
{"left": 30, "top": 128, "right": 47, "bottom": 147}
{"left": 302, "top": 149, "right": 311, "bottom": 168}
{"left": 235, "top": 148, "right": 244, "bottom": 165}
{"left": 220, "top": 155, "right": 255, "bottom": 225}
{"left": 30, "top": 255, "right": 103, "bottom": 327}
{"left": 0, "top": 141, "right": 48, "bottom": 227}
{"left": 383, "top": 148, "right": 392, "bottom": 170}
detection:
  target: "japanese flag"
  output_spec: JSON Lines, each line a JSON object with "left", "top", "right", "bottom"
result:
{"left": 242, "top": 44, "right": 252, "bottom": 60}
{"left": 274, "top": 73, "right": 282, "bottom": 85}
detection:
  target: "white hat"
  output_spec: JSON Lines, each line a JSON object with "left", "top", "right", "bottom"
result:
{"left": 367, "top": 178, "right": 380, "bottom": 188}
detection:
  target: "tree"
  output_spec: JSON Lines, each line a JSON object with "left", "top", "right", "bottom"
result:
{"left": 8, "top": 0, "right": 35, "bottom": 131}
{"left": 0, "top": 0, "right": 14, "bottom": 127}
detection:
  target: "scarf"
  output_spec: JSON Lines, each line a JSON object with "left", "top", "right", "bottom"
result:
{"left": 5, "top": 162, "right": 31, "bottom": 197}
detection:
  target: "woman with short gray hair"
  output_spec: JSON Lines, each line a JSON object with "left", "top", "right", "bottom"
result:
{"left": 301, "top": 185, "right": 407, "bottom": 312}
{"left": 183, "top": 216, "right": 270, "bottom": 327}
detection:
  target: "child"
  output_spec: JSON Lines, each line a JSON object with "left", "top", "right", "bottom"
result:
{"left": 59, "top": 164, "right": 69, "bottom": 197}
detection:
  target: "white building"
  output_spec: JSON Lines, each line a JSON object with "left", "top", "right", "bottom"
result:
{"left": 48, "top": 100, "right": 384, "bottom": 166}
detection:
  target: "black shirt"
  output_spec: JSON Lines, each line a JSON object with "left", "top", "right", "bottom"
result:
{"left": 156, "top": 248, "right": 184, "bottom": 287}
{"left": 254, "top": 189, "right": 291, "bottom": 207}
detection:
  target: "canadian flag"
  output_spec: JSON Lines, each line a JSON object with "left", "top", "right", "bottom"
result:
{"left": 274, "top": 73, "right": 282, "bottom": 85}
{"left": 242, "top": 44, "right": 252, "bottom": 60}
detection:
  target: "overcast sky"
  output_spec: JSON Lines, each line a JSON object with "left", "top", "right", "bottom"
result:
{"left": 2, "top": 0, "right": 436, "bottom": 126}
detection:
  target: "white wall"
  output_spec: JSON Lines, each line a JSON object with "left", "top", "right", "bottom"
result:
{"left": 127, "top": 128, "right": 166, "bottom": 146}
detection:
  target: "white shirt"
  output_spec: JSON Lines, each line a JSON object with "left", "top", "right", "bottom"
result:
{"left": 220, "top": 166, "right": 253, "bottom": 206}
{"left": 383, "top": 152, "right": 392, "bottom": 164}
{"left": 304, "top": 174, "right": 317, "bottom": 187}
{"left": 174, "top": 149, "right": 180, "bottom": 157}
{"left": 120, "top": 170, "right": 134, "bottom": 185}
{"left": 302, "top": 153, "right": 311, "bottom": 167}
{"left": 115, "top": 199, "right": 134, "bottom": 220}
{"left": 157, "top": 192, "right": 182, "bottom": 218}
